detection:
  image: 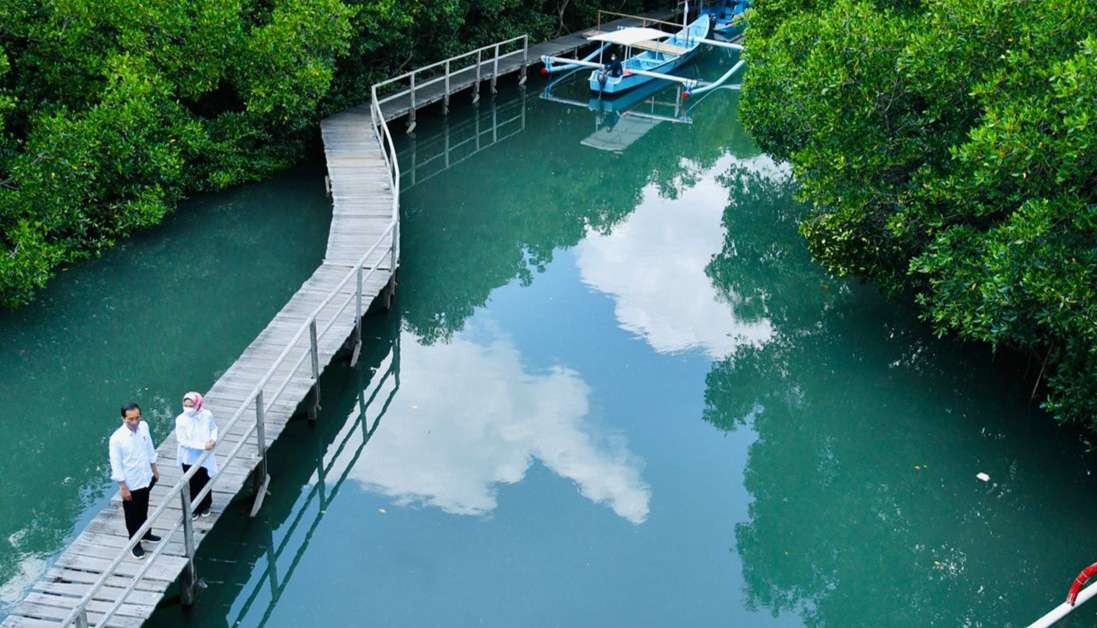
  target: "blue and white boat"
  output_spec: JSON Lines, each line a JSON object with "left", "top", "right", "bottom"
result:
{"left": 701, "top": 0, "right": 750, "bottom": 37}
{"left": 587, "top": 15, "right": 711, "bottom": 96}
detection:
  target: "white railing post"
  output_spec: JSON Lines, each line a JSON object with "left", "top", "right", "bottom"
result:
{"left": 407, "top": 72, "right": 417, "bottom": 134}
{"left": 444, "top": 59, "right": 451, "bottom": 115}
{"left": 74, "top": 608, "right": 89, "bottom": 628}
{"left": 249, "top": 389, "right": 270, "bottom": 517}
{"left": 307, "top": 319, "right": 321, "bottom": 422}
{"left": 350, "top": 267, "right": 363, "bottom": 367}
{"left": 179, "top": 487, "right": 197, "bottom": 606}
{"left": 474, "top": 49, "right": 482, "bottom": 103}
{"left": 491, "top": 43, "right": 500, "bottom": 94}
{"left": 520, "top": 35, "right": 529, "bottom": 85}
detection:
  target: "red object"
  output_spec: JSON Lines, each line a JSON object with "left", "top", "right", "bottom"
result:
{"left": 681, "top": 91, "right": 691, "bottom": 100}
{"left": 1067, "top": 563, "right": 1097, "bottom": 605}
{"left": 539, "top": 67, "right": 549, "bottom": 76}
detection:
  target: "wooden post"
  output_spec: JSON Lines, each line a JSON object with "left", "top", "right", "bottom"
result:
{"left": 407, "top": 73, "right": 417, "bottom": 134}
{"left": 474, "top": 49, "right": 482, "bottom": 103}
{"left": 444, "top": 59, "right": 451, "bottom": 115}
{"left": 179, "top": 488, "right": 197, "bottom": 606}
{"left": 491, "top": 43, "right": 500, "bottom": 94}
{"left": 250, "top": 390, "right": 271, "bottom": 517}
{"left": 308, "top": 320, "right": 320, "bottom": 422}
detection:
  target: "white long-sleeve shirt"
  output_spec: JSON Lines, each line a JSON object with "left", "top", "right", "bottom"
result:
{"left": 175, "top": 409, "right": 219, "bottom": 476}
{"left": 108, "top": 421, "right": 158, "bottom": 490}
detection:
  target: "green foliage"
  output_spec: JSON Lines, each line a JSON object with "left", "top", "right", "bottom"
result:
{"left": 741, "top": 0, "right": 1097, "bottom": 426}
{"left": 0, "top": 0, "right": 665, "bottom": 307}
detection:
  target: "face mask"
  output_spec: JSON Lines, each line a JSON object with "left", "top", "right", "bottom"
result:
{"left": 183, "top": 407, "right": 197, "bottom": 417}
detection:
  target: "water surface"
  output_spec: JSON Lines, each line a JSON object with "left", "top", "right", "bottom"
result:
{"left": 3, "top": 49, "right": 1096, "bottom": 627}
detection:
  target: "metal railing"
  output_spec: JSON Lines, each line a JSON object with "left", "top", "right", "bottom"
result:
{"left": 371, "top": 35, "right": 529, "bottom": 132}
{"left": 595, "top": 9, "right": 682, "bottom": 30}
{"left": 60, "top": 85, "right": 403, "bottom": 628}
{"left": 230, "top": 345, "right": 399, "bottom": 625}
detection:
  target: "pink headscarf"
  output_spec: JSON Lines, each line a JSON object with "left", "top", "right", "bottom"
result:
{"left": 183, "top": 391, "right": 204, "bottom": 412}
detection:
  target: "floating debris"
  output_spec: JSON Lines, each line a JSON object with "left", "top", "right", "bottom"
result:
{"left": 976, "top": 472, "right": 990, "bottom": 482}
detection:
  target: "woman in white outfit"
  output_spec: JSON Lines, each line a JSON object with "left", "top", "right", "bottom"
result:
{"left": 176, "top": 391, "right": 219, "bottom": 518}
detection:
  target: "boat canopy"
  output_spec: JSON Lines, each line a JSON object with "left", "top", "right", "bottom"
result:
{"left": 588, "top": 27, "right": 671, "bottom": 46}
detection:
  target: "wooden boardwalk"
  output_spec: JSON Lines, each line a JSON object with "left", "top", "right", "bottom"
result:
{"left": 1, "top": 85, "right": 397, "bottom": 628}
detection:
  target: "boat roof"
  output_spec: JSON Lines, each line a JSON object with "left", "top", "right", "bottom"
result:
{"left": 588, "top": 27, "right": 671, "bottom": 46}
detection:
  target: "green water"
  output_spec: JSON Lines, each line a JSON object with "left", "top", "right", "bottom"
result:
{"left": 6, "top": 50, "right": 1097, "bottom": 626}
{"left": 0, "top": 170, "right": 331, "bottom": 606}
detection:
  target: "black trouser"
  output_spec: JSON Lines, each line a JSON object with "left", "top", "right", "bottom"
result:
{"left": 122, "top": 486, "right": 150, "bottom": 539}
{"left": 181, "top": 464, "right": 212, "bottom": 515}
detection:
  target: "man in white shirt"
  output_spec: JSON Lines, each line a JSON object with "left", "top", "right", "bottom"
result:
{"left": 109, "top": 402, "right": 161, "bottom": 559}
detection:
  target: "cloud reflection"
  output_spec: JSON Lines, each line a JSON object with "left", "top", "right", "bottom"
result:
{"left": 576, "top": 155, "right": 787, "bottom": 359}
{"left": 352, "top": 334, "right": 650, "bottom": 524}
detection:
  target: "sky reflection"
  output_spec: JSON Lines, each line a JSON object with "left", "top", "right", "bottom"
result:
{"left": 576, "top": 154, "right": 787, "bottom": 359}
{"left": 351, "top": 330, "right": 651, "bottom": 524}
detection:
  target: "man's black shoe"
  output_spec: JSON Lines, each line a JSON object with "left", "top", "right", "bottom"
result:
{"left": 143, "top": 533, "right": 162, "bottom": 542}
{"left": 131, "top": 544, "right": 146, "bottom": 559}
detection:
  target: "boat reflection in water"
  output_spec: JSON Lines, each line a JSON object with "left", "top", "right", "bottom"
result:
{"left": 541, "top": 53, "right": 741, "bottom": 154}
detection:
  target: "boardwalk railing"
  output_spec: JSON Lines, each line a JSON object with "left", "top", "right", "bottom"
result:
{"left": 371, "top": 34, "right": 529, "bottom": 131}
{"left": 595, "top": 9, "right": 683, "bottom": 29}
{"left": 58, "top": 94, "right": 402, "bottom": 628}
{"left": 230, "top": 345, "right": 399, "bottom": 624}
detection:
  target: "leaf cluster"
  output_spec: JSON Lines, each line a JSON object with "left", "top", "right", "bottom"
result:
{"left": 740, "top": 0, "right": 1097, "bottom": 425}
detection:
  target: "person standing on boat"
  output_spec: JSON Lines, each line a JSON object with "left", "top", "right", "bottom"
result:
{"left": 109, "top": 402, "right": 161, "bottom": 559}
{"left": 176, "top": 391, "right": 218, "bottom": 519}
{"left": 606, "top": 53, "right": 624, "bottom": 78}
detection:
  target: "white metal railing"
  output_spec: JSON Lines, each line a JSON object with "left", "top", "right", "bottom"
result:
{"left": 371, "top": 35, "right": 528, "bottom": 131}
{"left": 60, "top": 85, "right": 402, "bottom": 628}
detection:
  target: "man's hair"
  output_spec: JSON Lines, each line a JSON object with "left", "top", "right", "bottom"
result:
{"left": 120, "top": 402, "right": 142, "bottom": 418}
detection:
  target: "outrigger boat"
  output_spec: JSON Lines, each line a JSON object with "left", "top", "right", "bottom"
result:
{"left": 540, "top": 3, "right": 746, "bottom": 100}
{"left": 585, "top": 15, "right": 710, "bottom": 95}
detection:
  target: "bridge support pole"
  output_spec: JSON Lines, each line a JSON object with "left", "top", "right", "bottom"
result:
{"left": 75, "top": 609, "right": 89, "bottom": 628}
{"left": 179, "top": 488, "right": 198, "bottom": 606}
{"left": 308, "top": 320, "right": 321, "bottom": 423}
{"left": 250, "top": 390, "right": 271, "bottom": 517}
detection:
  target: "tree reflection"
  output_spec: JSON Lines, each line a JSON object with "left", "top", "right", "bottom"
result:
{"left": 703, "top": 166, "right": 1097, "bottom": 625}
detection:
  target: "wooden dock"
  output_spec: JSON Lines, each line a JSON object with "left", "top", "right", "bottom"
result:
{"left": 1, "top": 10, "right": 677, "bottom": 626}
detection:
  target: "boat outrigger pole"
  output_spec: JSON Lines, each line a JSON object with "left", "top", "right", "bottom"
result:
{"left": 540, "top": 43, "right": 610, "bottom": 75}
{"left": 695, "top": 38, "right": 743, "bottom": 50}
{"left": 539, "top": 55, "right": 702, "bottom": 90}
{"left": 683, "top": 59, "right": 745, "bottom": 96}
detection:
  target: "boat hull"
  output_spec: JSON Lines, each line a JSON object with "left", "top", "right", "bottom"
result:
{"left": 588, "top": 16, "right": 711, "bottom": 96}
{"left": 705, "top": 0, "right": 750, "bottom": 36}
